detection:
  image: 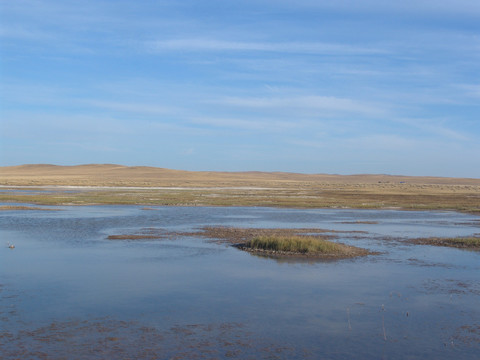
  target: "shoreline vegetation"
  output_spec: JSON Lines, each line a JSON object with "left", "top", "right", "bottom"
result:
{"left": 106, "top": 226, "right": 374, "bottom": 259}
{"left": 0, "top": 164, "right": 479, "bottom": 213}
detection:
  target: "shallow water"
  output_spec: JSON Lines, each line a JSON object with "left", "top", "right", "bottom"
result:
{"left": 1, "top": 205, "right": 479, "bottom": 359}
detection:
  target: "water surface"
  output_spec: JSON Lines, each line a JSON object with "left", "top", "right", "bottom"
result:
{"left": 1, "top": 205, "right": 479, "bottom": 359}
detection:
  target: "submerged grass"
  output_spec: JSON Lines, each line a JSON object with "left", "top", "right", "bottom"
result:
{"left": 411, "top": 237, "right": 480, "bottom": 249}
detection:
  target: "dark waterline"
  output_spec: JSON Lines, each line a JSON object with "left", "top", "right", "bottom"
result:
{"left": 1, "top": 205, "right": 479, "bottom": 359}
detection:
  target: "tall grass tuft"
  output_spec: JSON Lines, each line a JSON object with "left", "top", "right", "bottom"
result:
{"left": 247, "top": 235, "right": 344, "bottom": 254}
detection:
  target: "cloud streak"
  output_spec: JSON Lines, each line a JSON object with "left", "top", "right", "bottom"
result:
{"left": 81, "top": 100, "right": 179, "bottom": 116}
{"left": 209, "top": 96, "right": 388, "bottom": 117}
{"left": 147, "top": 39, "right": 386, "bottom": 55}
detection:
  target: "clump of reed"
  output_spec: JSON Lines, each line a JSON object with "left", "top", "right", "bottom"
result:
{"left": 246, "top": 235, "right": 346, "bottom": 254}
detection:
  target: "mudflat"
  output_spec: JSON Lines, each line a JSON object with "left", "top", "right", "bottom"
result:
{"left": 1, "top": 164, "right": 479, "bottom": 213}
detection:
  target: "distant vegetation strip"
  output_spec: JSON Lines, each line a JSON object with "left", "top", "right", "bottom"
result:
{"left": 107, "top": 235, "right": 165, "bottom": 240}
{"left": 0, "top": 185, "right": 478, "bottom": 213}
{"left": 2, "top": 164, "right": 480, "bottom": 186}
{"left": 411, "top": 237, "right": 480, "bottom": 249}
{"left": 1, "top": 164, "right": 479, "bottom": 213}
{"left": 0, "top": 205, "right": 60, "bottom": 211}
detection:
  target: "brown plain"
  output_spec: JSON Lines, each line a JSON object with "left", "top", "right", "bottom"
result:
{"left": 1, "top": 164, "right": 479, "bottom": 213}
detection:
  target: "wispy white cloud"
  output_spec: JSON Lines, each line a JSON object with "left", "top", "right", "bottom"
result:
{"left": 286, "top": 139, "right": 328, "bottom": 149}
{"left": 81, "top": 100, "right": 179, "bottom": 116}
{"left": 261, "top": 0, "right": 480, "bottom": 17}
{"left": 0, "top": 25, "right": 55, "bottom": 41}
{"left": 146, "top": 39, "right": 386, "bottom": 55}
{"left": 48, "top": 140, "right": 124, "bottom": 153}
{"left": 457, "top": 84, "right": 480, "bottom": 99}
{"left": 1, "top": 111, "right": 132, "bottom": 138}
{"left": 209, "top": 95, "right": 388, "bottom": 117}
{"left": 397, "top": 117, "right": 471, "bottom": 141}
{"left": 287, "top": 132, "right": 421, "bottom": 152}
{"left": 0, "top": 82, "right": 72, "bottom": 104}
{"left": 188, "top": 116, "right": 297, "bottom": 131}
{"left": 347, "top": 134, "right": 419, "bottom": 150}
{"left": 0, "top": 82, "right": 184, "bottom": 118}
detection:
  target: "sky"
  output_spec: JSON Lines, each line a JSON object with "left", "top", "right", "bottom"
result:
{"left": 1, "top": 0, "right": 479, "bottom": 177}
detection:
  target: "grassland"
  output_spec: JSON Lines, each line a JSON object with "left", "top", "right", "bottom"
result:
{"left": 1, "top": 164, "right": 479, "bottom": 213}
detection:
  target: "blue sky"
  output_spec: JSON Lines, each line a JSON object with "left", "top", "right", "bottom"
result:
{"left": 1, "top": 0, "right": 479, "bottom": 177}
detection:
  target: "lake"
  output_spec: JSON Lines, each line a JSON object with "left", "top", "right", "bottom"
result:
{"left": 1, "top": 205, "right": 479, "bottom": 359}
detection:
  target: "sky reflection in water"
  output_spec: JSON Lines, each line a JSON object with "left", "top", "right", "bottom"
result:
{"left": 1, "top": 205, "right": 479, "bottom": 359}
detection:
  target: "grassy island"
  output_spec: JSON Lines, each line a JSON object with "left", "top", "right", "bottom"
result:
{"left": 107, "top": 226, "right": 373, "bottom": 259}
{"left": 247, "top": 235, "right": 347, "bottom": 254}
{"left": 188, "top": 226, "right": 372, "bottom": 259}
{"left": 238, "top": 235, "right": 370, "bottom": 258}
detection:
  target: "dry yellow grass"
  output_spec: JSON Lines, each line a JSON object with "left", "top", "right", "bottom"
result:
{"left": 247, "top": 235, "right": 356, "bottom": 255}
{"left": 1, "top": 164, "right": 479, "bottom": 212}
{"left": 0, "top": 205, "right": 59, "bottom": 211}
{"left": 1, "top": 164, "right": 480, "bottom": 187}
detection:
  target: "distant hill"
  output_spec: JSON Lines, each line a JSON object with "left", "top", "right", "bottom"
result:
{"left": 1, "top": 164, "right": 479, "bottom": 187}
